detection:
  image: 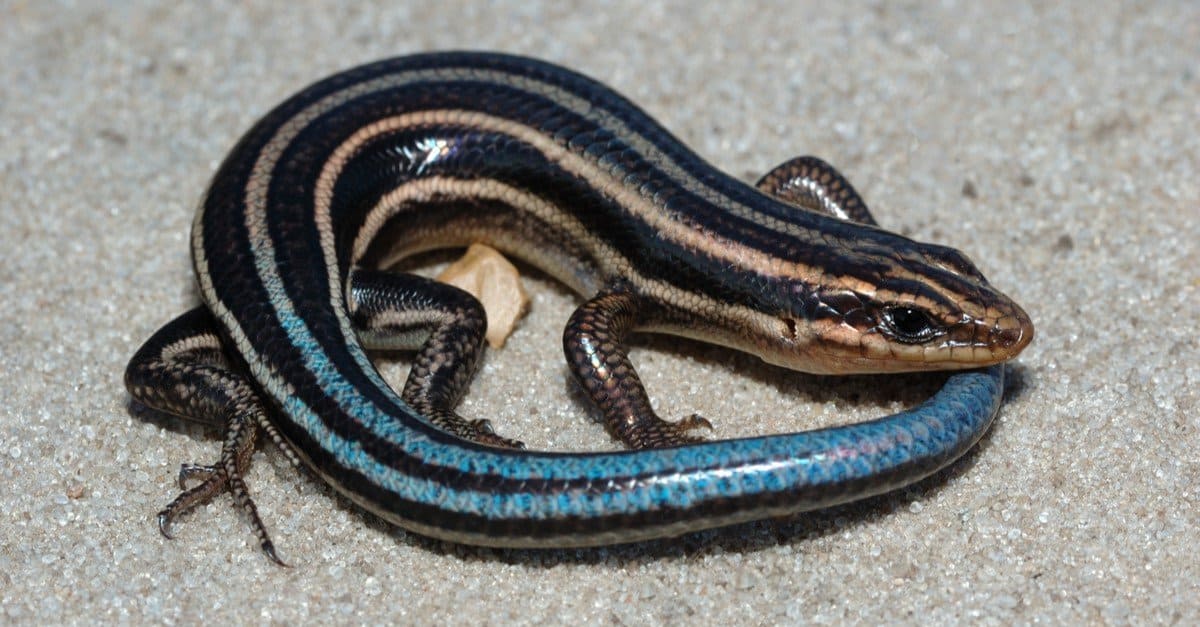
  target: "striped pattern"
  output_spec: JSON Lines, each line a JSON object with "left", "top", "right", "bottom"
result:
{"left": 168, "top": 52, "right": 1029, "bottom": 547}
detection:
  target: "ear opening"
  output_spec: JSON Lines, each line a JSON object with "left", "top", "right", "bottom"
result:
{"left": 781, "top": 317, "right": 798, "bottom": 340}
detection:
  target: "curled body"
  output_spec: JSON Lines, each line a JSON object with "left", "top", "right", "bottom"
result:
{"left": 126, "top": 52, "right": 1032, "bottom": 560}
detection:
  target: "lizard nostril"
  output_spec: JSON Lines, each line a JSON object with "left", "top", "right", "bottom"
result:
{"left": 990, "top": 308, "right": 1034, "bottom": 353}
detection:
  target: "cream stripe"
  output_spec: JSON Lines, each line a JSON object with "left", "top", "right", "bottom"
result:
{"left": 337, "top": 174, "right": 785, "bottom": 354}
{"left": 314, "top": 109, "right": 857, "bottom": 290}
{"left": 158, "top": 332, "right": 223, "bottom": 362}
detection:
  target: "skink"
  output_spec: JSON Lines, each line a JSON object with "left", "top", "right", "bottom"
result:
{"left": 126, "top": 52, "right": 1033, "bottom": 562}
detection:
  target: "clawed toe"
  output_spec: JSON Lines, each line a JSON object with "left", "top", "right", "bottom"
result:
{"left": 624, "top": 413, "right": 715, "bottom": 449}
{"left": 468, "top": 423, "right": 526, "bottom": 449}
{"left": 445, "top": 417, "right": 525, "bottom": 449}
{"left": 677, "top": 414, "right": 714, "bottom": 433}
{"left": 176, "top": 463, "right": 216, "bottom": 489}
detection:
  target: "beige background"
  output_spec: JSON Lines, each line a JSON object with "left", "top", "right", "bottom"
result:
{"left": 2, "top": 1, "right": 1196, "bottom": 623}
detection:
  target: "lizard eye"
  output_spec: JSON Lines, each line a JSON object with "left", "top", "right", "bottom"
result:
{"left": 880, "top": 306, "right": 943, "bottom": 343}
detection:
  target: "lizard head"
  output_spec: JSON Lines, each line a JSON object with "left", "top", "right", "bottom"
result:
{"left": 748, "top": 230, "right": 1033, "bottom": 375}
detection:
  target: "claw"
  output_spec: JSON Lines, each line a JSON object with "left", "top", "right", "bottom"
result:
{"left": 157, "top": 511, "right": 175, "bottom": 540}
{"left": 261, "top": 539, "right": 288, "bottom": 568}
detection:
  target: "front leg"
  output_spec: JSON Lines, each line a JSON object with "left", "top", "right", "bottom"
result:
{"left": 350, "top": 269, "right": 523, "bottom": 449}
{"left": 755, "top": 155, "right": 878, "bottom": 226}
{"left": 563, "top": 288, "right": 712, "bottom": 449}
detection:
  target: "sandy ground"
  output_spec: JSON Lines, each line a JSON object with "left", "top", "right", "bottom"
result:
{"left": 1, "top": 1, "right": 1196, "bottom": 624}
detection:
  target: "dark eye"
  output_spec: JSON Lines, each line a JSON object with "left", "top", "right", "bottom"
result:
{"left": 881, "top": 306, "right": 943, "bottom": 343}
